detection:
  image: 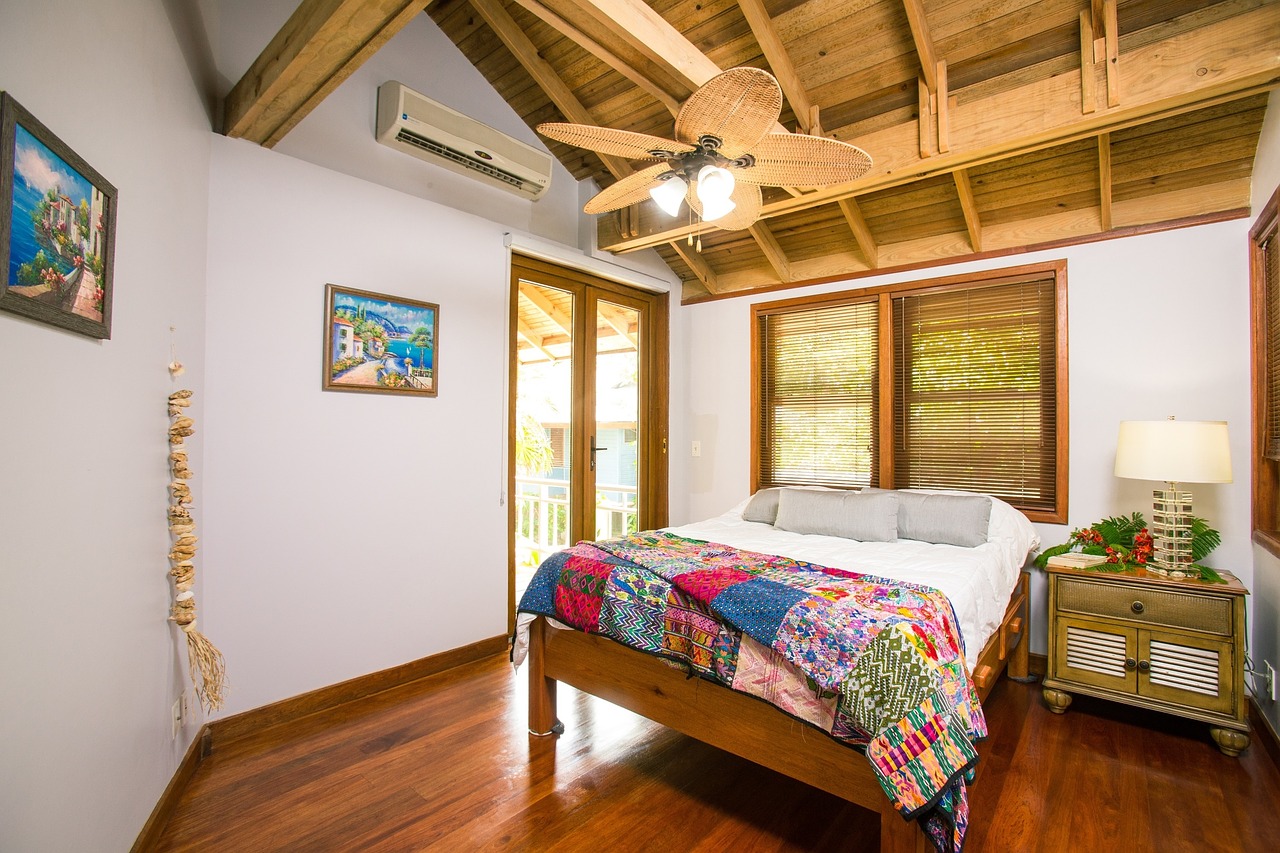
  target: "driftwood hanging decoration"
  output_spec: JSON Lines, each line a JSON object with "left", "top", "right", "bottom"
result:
{"left": 167, "top": 389, "right": 226, "bottom": 712}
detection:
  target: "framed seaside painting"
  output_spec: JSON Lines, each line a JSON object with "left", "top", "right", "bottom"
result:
{"left": 0, "top": 92, "right": 117, "bottom": 339}
{"left": 324, "top": 284, "right": 439, "bottom": 397}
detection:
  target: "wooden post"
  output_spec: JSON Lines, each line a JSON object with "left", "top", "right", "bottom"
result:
{"left": 528, "top": 617, "right": 560, "bottom": 736}
{"left": 1010, "top": 573, "right": 1031, "bottom": 681}
{"left": 880, "top": 801, "right": 928, "bottom": 853}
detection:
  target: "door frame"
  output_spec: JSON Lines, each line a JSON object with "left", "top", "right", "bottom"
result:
{"left": 507, "top": 254, "right": 669, "bottom": 632}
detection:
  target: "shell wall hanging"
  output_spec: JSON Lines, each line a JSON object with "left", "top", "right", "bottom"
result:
{"left": 168, "top": 388, "right": 226, "bottom": 712}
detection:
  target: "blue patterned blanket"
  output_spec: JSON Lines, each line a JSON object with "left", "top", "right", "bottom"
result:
{"left": 517, "top": 532, "right": 987, "bottom": 853}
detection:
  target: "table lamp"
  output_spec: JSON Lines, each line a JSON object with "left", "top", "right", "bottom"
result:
{"left": 1114, "top": 418, "right": 1232, "bottom": 577}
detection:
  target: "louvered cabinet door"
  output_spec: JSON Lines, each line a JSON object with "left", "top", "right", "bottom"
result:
{"left": 1053, "top": 616, "right": 1138, "bottom": 693}
{"left": 1138, "top": 629, "right": 1233, "bottom": 715}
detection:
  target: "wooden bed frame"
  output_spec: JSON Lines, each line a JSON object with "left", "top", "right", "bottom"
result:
{"left": 527, "top": 570, "right": 1030, "bottom": 853}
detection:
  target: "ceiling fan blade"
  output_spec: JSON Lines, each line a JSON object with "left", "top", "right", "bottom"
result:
{"left": 537, "top": 123, "right": 694, "bottom": 160}
{"left": 686, "top": 181, "right": 763, "bottom": 232}
{"left": 583, "top": 163, "right": 674, "bottom": 214}
{"left": 731, "top": 133, "right": 873, "bottom": 187}
{"left": 675, "top": 67, "right": 782, "bottom": 159}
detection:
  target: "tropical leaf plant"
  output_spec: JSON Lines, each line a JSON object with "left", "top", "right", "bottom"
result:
{"left": 1034, "top": 512, "right": 1224, "bottom": 583}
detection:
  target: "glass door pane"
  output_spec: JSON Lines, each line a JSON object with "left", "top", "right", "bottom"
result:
{"left": 514, "top": 280, "right": 574, "bottom": 596}
{"left": 592, "top": 299, "right": 641, "bottom": 540}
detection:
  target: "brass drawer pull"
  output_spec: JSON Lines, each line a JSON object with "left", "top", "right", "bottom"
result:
{"left": 1131, "top": 600, "right": 1145, "bottom": 614}
{"left": 1137, "top": 660, "right": 1150, "bottom": 672}
{"left": 1125, "top": 658, "right": 1137, "bottom": 671}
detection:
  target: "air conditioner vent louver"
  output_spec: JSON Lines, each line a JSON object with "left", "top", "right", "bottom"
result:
{"left": 376, "top": 81, "right": 552, "bottom": 200}
{"left": 393, "top": 128, "right": 529, "bottom": 191}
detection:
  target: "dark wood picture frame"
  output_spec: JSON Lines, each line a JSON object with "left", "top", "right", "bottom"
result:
{"left": 323, "top": 283, "right": 439, "bottom": 397}
{"left": 0, "top": 92, "right": 117, "bottom": 339}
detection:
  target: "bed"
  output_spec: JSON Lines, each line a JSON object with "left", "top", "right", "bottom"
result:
{"left": 514, "top": 487, "right": 1039, "bottom": 853}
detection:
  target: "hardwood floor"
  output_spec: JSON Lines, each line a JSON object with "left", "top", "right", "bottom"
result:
{"left": 155, "top": 653, "right": 1280, "bottom": 852}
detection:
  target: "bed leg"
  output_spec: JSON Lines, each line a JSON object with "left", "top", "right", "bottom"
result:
{"left": 1008, "top": 571, "right": 1032, "bottom": 682}
{"left": 879, "top": 803, "right": 927, "bottom": 853}
{"left": 528, "top": 617, "right": 563, "bottom": 736}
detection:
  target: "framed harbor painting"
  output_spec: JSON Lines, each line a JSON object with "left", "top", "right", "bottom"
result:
{"left": 0, "top": 92, "right": 117, "bottom": 339}
{"left": 324, "top": 284, "right": 438, "bottom": 397}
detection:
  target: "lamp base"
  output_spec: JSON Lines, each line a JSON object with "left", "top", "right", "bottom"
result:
{"left": 1150, "top": 487, "right": 1196, "bottom": 578}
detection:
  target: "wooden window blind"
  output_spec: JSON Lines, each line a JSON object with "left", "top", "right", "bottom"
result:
{"left": 757, "top": 300, "right": 879, "bottom": 489}
{"left": 1265, "top": 233, "right": 1280, "bottom": 461}
{"left": 892, "top": 279, "right": 1058, "bottom": 512}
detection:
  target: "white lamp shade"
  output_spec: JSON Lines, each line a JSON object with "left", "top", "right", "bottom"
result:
{"left": 649, "top": 176, "right": 687, "bottom": 217}
{"left": 1114, "top": 419, "right": 1233, "bottom": 484}
{"left": 695, "top": 165, "right": 736, "bottom": 221}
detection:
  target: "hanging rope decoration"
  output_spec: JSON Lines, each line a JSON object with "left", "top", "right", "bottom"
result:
{"left": 168, "top": 389, "right": 226, "bottom": 712}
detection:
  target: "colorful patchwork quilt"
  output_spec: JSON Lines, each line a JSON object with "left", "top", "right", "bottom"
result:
{"left": 517, "top": 532, "right": 986, "bottom": 853}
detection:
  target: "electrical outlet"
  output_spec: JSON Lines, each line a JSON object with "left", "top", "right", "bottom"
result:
{"left": 171, "top": 697, "right": 182, "bottom": 739}
{"left": 1268, "top": 661, "right": 1277, "bottom": 702}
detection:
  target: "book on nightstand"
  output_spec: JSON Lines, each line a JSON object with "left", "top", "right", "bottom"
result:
{"left": 1045, "top": 552, "right": 1109, "bottom": 569}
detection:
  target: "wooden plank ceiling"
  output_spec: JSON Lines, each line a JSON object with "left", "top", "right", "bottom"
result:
{"left": 227, "top": 1, "right": 1280, "bottom": 303}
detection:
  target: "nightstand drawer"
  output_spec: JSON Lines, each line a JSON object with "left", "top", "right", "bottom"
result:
{"left": 1057, "top": 577, "right": 1232, "bottom": 635}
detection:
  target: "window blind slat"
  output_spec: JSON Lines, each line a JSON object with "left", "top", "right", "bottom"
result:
{"left": 758, "top": 301, "right": 879, "bottom": 489}
{"left": 1265, "top": 234, "right": 1280, "bottom": 460}
{"left": 893, "top": 279, "right": 1058, "bottom": 512}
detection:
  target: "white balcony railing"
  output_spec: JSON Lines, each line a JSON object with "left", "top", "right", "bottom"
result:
{"left": 514, "top": 476, "right": 637, "bottom": 568}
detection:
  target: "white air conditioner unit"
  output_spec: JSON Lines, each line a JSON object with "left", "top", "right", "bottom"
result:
{"left": 376, "top": 81, "right": 552, "bottom": 201}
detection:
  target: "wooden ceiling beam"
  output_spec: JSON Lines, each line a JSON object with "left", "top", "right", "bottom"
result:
{"left": 469, "top": 0, "right": 633, "bottom": 180}
{"left": 505, "top": 0, "right": 682, "bottom": 116}
{"left": 520, "top": 286, "right": 574, "bottom": 337}
{"left": 598, "top": 3, "right": 1280, "bottom": 253}
{"left": 901, "top": 0, "right": 939, "bottom": 94}
{"left": 671, "top": 242, "right": 721, "bottom": 294}
{"left": 1098, "top": 132, "right": 1113, "bottom": 231}
{"left": 597, "top": 303, "right": 639, "bottom": 347}
{"left": 737, "top": 0, "right": 815, "bottom": 134}
{"left": 747, "top": 222, "right": 793, "bottom": 283}
{"left": 224, "top": 0, "right": 432, "bottom": 147}
{"left": 517, "top": 320, "right": 559, "bottom": 362}
{"left": 837, "top": 198, "right": 878, "bottom": 269}
{"left": 953, "top": 168, "right": 982, "bottom": 252}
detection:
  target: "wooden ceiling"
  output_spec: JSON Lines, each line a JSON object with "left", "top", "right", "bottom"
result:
{"left": 225, "top": 1, "right": 1280, "bottom": 303}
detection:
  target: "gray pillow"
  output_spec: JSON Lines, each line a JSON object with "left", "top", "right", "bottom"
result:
{"left": 774, "top": 488, "right": 899, "bottom": 542}
{"left": 894, "top": 491, "right": 992, "bottom": 547}
{"left": 742, "top": 488, "right": 783, "bottom": 524}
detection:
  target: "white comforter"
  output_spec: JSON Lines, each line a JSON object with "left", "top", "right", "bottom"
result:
{"left": 664, "top": 492, "right": 1039, "bottom": 669}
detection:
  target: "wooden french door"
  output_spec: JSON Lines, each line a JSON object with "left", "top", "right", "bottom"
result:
{"left": 508, "top": 254, "right": 668, "bottom": 627}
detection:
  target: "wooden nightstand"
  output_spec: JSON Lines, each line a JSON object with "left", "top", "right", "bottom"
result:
{"left": 1041, "top": 563, "right": 1250, "bottom": 756}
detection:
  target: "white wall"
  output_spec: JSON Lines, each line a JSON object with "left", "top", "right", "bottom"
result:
{"left": 203, "top": 137, "right": 516, "bottom": 713}
{"left": 673, "top": 221, "right": 1254, "bottom": 656}
{"left": 0, "top": 2, "right": 212, "bottom": 851}
{"left": 1250, "top": 87, "right": 1280, "bottom": 735}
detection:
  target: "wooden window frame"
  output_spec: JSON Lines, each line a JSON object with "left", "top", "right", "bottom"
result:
{"left": 1250, "top": 183, "right": 1280, "bottom": 557}
{"left": 752, "top": 261, "right": 1069, "bottom": 524}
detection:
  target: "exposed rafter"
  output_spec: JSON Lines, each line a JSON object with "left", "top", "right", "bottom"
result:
{"left": 747, "top": 223, "right": 792, "bottom": 283}
{"left": 1098, "top": 132, "right": 1113, "bottom": 232}
{"left": 838, "top": 198, "right": 878, "bottom": 270}
{"left": 469, "top": 0, "right": 632, "bottom": 180}
{"left": 953, "top": 169, "right": 982, "bottom": 253}
{"left": 598, "top": 5, "right": 1280, "bottom": 254}
{"left": 505, "top": 0, "right": 681, "bottom": 116}
{"left": 737, "top": 0, "right": 815, "bottom": 134}
{"left": 517, "top": 319, "right": 559, "bottom": 362}
{"left": 597, "top": 303, "right": 639, "bottom": 347}
{"left": 224, "top": 0, "right": 432, "bottom": 147}
{"left": 520, "top": 286, "right": 573, "bottom": 337}
{"left": 901, "top": 0, "right": 939, "bottom": 94}
{"left": 671, "top": 242, "right": 720, "bottom": 294}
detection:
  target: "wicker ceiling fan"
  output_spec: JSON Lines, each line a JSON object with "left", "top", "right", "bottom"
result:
{"left": 537, "top": 67, "right": 872, "bottom": 234}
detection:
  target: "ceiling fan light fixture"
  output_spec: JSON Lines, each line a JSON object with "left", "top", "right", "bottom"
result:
{"left": 696, "top": 165, "right": 736, "bottom": 222}
{"left": 649, "top": 174, "right": 687, "bottom": 217}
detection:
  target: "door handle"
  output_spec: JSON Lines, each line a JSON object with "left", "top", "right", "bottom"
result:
{"left": 590, "top": 435, "right": 608, "bottom": 470}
